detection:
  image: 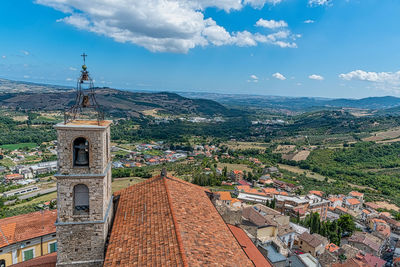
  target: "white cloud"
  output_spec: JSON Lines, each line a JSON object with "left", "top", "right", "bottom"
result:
{"left": 255, "top": 19, "right": 287, "bottom": 29}
{"left": 244, "top": 0, "right": 284, "bottom": 9}
{"left": 309, "top": 74, "right": 324, "bottom": 80}
{"left": 308, "top": 0, "right": 331, "bottom": 6}
{"left": 21, "top": 50, "right": 30, "bottom": 56}
{"left": 23, "top": 75, "right": 30, "bottom": 79}
{"left": 36, "top": 0, "right": 295, "bottom": 53}
{"left": 248, "top": 74, "right": 258, "bottom": 82}
{"left": 69, "top": 66, "right": 77, "bottom": 71}
{"left": 1, "top": 55, "right": 6, "bottom": 59}
{"left": 304, "top": 19, "right": 315, "bottom": 24}
{"left": 66, "top": 77, "right": 73, "bottom": 81}
{"left": 273, "top": 72, "right": 286, "bottom": 80}
{"left": 339, "top": 70, "right": 400, "bottom": 84}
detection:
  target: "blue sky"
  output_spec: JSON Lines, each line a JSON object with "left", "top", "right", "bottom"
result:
{"left": 1, "top": 0, "right": 400, "bottom": 98}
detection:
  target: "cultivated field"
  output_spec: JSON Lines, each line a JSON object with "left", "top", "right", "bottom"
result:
{"left": 225, "top": 141, "right": 268, "bottom": 150}
{"left": 278, "top": 164, "right": 329, "bottom": 181}
{"left": 373, "top": 201, "right": 400, "bottom": 212}
{"left": 217, "top": 163, "right": 252, "bottom": 173}
{"left": 274, "top": 145, "right": 296, "bottom": 154}
{"left": 142, "top": 108, "right": 162, "bottom": 117}
{"left": 363, "top": 127, "right": 400, "bottom": 142}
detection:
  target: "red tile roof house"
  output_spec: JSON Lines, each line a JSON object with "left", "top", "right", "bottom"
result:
{"left": 343, "top": 198, "right": 361, "bottom": 212}
{"left": 0, "top": 210, "right": 57, "bottom": 266}
{"left": 4, "top": 174, "right": 24, "bottom": 183}
{"left": 347, "top": 232, "right": 385, "bottom": 257}
{"left": 332, "top": 252, "right": 386, "bottom": 267}
{"left": 348, "top": 191, "right": 364, "bottom": 202}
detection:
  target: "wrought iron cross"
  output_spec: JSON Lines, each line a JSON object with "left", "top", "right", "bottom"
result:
{"left": 81, "top": 53, "right": 87, "bottom": 64}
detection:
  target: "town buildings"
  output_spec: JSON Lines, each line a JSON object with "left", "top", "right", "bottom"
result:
{"left": 0, "top": 210, "right": 57, "bottom": 266}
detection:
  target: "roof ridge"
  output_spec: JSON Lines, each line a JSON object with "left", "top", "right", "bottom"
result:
{"left": 163, "top": 176, "right": 189, "bottom": 267}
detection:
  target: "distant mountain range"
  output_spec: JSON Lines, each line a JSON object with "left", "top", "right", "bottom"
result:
{"left": 0, "top": 79, "right": 236, "bottom": 117}
{"left": 179, "top": 92, "right": 400, "bottom": 111}
{"left": 2, "top": 78, "right": 400, "bottom": 115}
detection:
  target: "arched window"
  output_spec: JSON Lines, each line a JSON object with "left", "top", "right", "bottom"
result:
{"left": 73, "top": 137, "right": 89, "bottom": 167}
{"left": 74, "top": 184, "right": 89, "bottom": 215}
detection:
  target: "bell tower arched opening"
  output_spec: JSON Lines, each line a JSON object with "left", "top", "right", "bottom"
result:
{"left": 73, "top": 184, "right": 89, "bottom": 215}
{"left": 73, "top": 137, "right": 89, "bottom": 167}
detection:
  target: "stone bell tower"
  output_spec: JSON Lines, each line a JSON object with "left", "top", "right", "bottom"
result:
{"left": 54, "top": 54, "right": 113, "bottom": 267}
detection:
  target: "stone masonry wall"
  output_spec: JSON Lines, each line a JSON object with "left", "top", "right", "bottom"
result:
{"left": 55, "top": 123, "right": 112, "bottom": 267}
{"left": 56, "top": 128, "right": 107, "bottom": 175}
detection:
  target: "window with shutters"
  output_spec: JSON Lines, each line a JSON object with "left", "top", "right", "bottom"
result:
{"left": 48, "top": 241, "right": 58, "bottom": 253}
{"left": 22, "top": 248, "right": 35, "bottom": 261}
{"left": 74, "top": 184, "right": 89, "bottom": 215}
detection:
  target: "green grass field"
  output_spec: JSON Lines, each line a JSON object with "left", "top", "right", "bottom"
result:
{"left": 0, "top": 143, "right": 37, "bottom": 150}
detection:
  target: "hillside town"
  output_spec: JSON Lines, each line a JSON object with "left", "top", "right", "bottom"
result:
{"left": 1, "top": 138, "right": 400, "bottom": 266}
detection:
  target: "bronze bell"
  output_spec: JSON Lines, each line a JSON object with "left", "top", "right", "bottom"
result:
{"left": 74, "top": 142, "right": 89, "bottom": 166}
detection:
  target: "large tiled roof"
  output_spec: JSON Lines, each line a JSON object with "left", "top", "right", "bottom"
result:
{"left": 104, "top": 174, "right": 254, "bottom": 267}
{"left": 0, "top": 210, "right": 56, "bottom": 249}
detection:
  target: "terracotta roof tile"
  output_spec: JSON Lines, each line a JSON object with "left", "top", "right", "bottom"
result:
{"left": 104, "top": 175, "right": 254, "bottom": 267}
{"left": 104, "top": 175, "right": 184, "bottom": 267}
{"left": 0, "top": 210, "right": 56, "bottom": 249}
{"left": 326, "top": 243, "right": 340, "bottom": 253}
{"left": 309, "top": 190, "right": 324, "bottom": 197}
{"left": 228, "top": 224, "right": 271, "bottom": 267}
{"left": 349, "top": 191, "right": 363, "bottom": 197}
{"left": 216, "top": 191, "right": 233, "bottom": 201}
{"left": 346, "top": 198, "right": 361, "bottom": 205}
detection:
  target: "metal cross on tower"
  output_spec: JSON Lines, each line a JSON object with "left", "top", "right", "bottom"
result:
{"left": 81, "top": 53, "right": 87, "bottom": 65}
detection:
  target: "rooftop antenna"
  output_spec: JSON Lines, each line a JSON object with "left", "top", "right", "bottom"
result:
{"left": 64, "top": 53, "right": 104, "bottom": 125}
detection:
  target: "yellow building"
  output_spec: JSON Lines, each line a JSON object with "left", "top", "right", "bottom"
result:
{"left": 0, "top": 210, "right": 57, "bottom": 266}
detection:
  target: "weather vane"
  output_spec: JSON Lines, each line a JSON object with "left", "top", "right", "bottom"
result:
{"left": 64, "top": 53, "right": 104, "bottom": 125}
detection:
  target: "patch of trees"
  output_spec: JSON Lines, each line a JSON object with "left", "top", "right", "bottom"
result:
{"left": 112, "top": 167, "right": 152, "bottom": 179}
{"left": 297, "top": 212, "right": 355, "bottom": 245}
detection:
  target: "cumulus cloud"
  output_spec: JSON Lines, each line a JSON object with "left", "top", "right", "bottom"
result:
{"left": 304, "top": 19, "right": 315, "bottom": 24}
{"left": 309, "top": 74, "right": 324, "bottom": 80}
{"left": 255, "top": 19, "right": 287, "bottom": 29}
{"left": 309, "top": 0, "right": 331, "bottom": 6}
{"left": 1, "top": 55, "right": 6, "bottom": 59}
{"left": 21, "top": 50, "right": 30, "bottom": 56}
{"left": 23, "top": 75, "right": 30, "bottom": 79}
{"left": 69, "top": 66, "right": 77, "bottom": 71}
{"left": 339, "top": 70, "right": 400, "bottom": 84}
{"left": 66, "top": 77, "right": 73, "bottom": 81}
{"left": 273, "top": 72, "right": 286, "bottom": 80}
{"left": 36, "top": 0, "right": 296, "bottom": 53}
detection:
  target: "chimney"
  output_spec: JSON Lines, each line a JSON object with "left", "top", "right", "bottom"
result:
{"left": 161, "top": 168, "right": 167, "bottom": 177}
